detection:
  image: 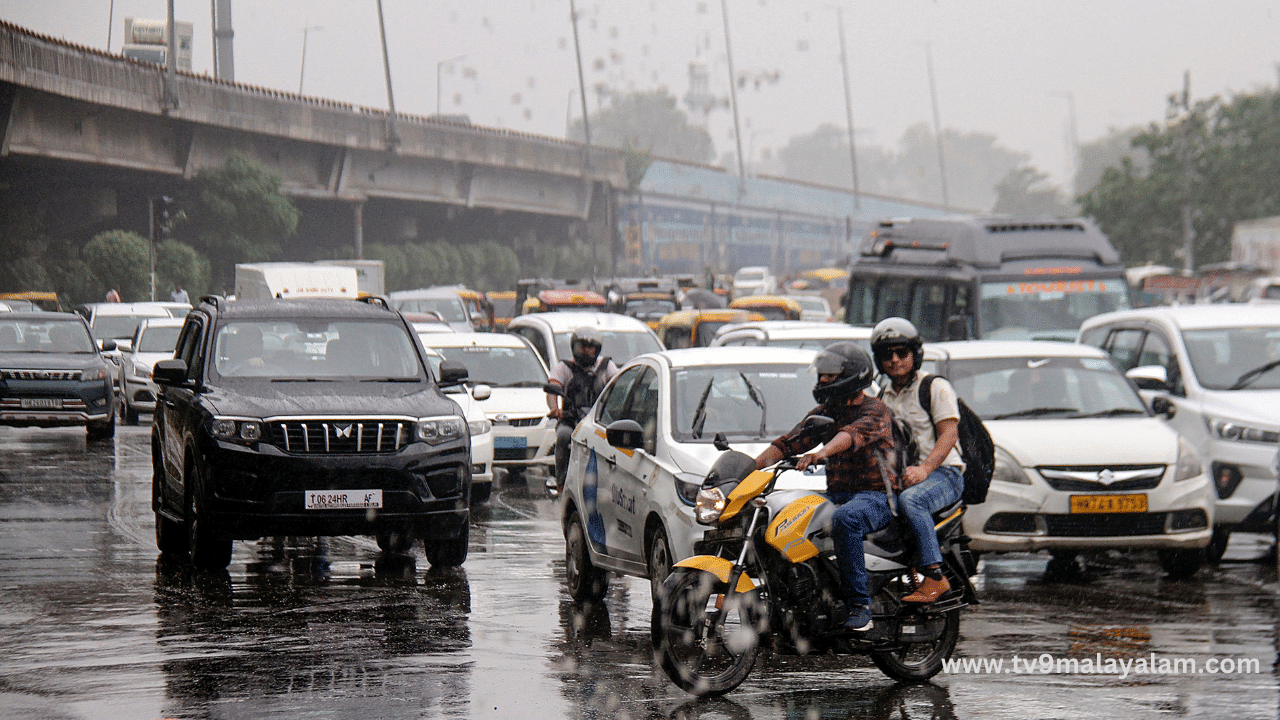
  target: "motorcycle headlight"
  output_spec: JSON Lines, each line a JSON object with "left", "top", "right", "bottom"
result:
{"left": 468, "top": 419, "right": 492, "bottom": 436}
{"left": 1174, "top": 436, "right": 1203, "bottom": 482}
{"left": 993, "top": 446, "right": 1031, "bottom": 485}
{"left": 211, "top": 418, "right": 262, "bottom": 442}
{"left": 695, "top": 486, "right": 728, "bottom": 524}
{"left": 1207, "top": 416, "right": 1280, "bottom": 444}
{"left": 417, "top": 415, "right": 467, "bottom": 445}
{"left": 81, "top": 366, "right": 108, "bottom": 382}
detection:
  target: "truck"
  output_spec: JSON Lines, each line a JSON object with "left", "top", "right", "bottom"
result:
{"left": 234, "top": 263, "right": 359, "bottom": 301}
{"left": 316, "top": 259, "right": 386, "bottom": 297}
{"left": 1231, "top": 216, "right": 1280, "bottom": 271}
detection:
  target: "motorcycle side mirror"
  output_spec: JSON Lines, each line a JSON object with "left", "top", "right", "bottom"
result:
{"left": 713, "top": 432, "right": 731, "bottom": 451}
{"left": 543, "top": 382, "right": 564, "bottom": 396}
{"left": 606, "top": 419, "right": 644, "bottom": 450}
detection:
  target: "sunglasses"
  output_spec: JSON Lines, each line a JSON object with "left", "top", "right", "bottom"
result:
{"left": 883, "top": 347, "right": 913, "bottom": 360}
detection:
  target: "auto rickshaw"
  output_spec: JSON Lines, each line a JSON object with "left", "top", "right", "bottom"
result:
{"left": 487, "top": 290, "right": 518, "bottom": 330}
{"left": 522, "top": 288, "right": 608, "bottom": 314}
{"left": 0, "top": 291, "right": 62, "bottom": 312}
{"left": 456, "top": 287, "right": 493, "bottom": 331}
{"left": 653, "top": 308, "right": 765, "bottom": 349}
{"left": 791, "top": 267, "right": 850, "bottom": 311}
{"left": 728, "top": 295, "right": 803, "bottom": 322}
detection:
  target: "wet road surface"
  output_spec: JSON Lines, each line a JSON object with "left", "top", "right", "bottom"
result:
{"left": 1, "top": 424, "right": 1278, "bottom": 719}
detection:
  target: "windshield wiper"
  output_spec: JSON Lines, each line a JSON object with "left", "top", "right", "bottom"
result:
{"left": 270, "top": 378, "right": 333, "bottom": 382}
{"left": 1229, "top": 358, "right": 1280, "bottom": 391}
{"left": 1069, "top": 408, "right": 1147, "bottom": 418}
{"left": 360, "top": 377, "right": 419, "bottom": 382}
{"left": 499, "top": 379, "right": 546, "bottom": 388}
{"left": 690, "top": 376, "right": 716, "bottom": 439}
{"left": 739, "top": 372, "right": 768, "bottom": 438}
{"left": 989, "top": 406, "right": 1079, "bottom": 420}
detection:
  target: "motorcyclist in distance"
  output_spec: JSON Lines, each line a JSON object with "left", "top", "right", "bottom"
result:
{"left": 546, "top": 326, "right": 619, "bottom": 494}
{"left": 753, "top": 342, "right": 899, "bottom": 632}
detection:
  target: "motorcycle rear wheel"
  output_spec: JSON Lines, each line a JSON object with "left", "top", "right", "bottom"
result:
{"left": 653, "top": 567, "right": 765, "bottom": 697}
{"left": 870, "top": 608, "right": 960, "bottom": 681}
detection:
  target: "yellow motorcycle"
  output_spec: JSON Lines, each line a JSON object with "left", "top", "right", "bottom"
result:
{"left": 652, "top": 422, "right": 978, "bottom": 696}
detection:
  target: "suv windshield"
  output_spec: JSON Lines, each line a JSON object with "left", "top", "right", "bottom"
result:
{"left": 213, "top": 319, "right": 423, "bottom": 380}
{"left": 944, "top": 356, "right": 1147, "bottom": 420}
{"left": 432, "top": 344, "right": 547, "bottom": 387}
{"left": 554, "top": 330, "right": 662, "bottom": 364}
{"left": 137, "top": 325, "right": 182, "bottom": 353}
{"left": 0, "top": 318, "right": 94, "bottom": 353}
{"left": 671, "top": 363, "right": 813, "bottom": 441}
{"left": 1183, "top": 326, "right": 1280, "bottom": 391}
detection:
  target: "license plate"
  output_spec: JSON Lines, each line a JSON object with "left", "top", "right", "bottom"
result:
{"left": 305, "top": 489, "right": 383, "bottom": 510}
{"left": 1070, "top": 494, "right": 1147, "bottom": 514}
{"left": 21, "top": 398, "right": 62, "bottom": 409}
{"left": 494, "top": 436, "right": 527, "bottom": 450}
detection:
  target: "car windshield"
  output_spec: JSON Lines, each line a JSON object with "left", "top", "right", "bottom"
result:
{"left": 489, "top": 296, "right": 516, "bottom": 317}
{"left": 625, "top": 298, "right": 676, "bottom": 320}
{"left": 213, "top": 319, "right": 423, "bottom": 380}
{"left": 795, "top": 298, "right": 827, "bottom": 313}
{"left": 979, "top": 280, "right": 1130, "bottom": 341}
{"left": 431, "top": 344, "right": 547, "bottom": 387}
{"left": 944, "top": 356, "right": 1147, "bottom": 420}
{"left": 1182, "top": 326, "right": 1280, "bottom": 391}
{"left": 736, "top": 270, "right": 765, "bottom": 282}
{"left": 554, "top": 330, "right": 662, "bottom": 363}
{"left": 395, "top": 297, "right": 467, "bottom": 323}
{"left": 92, "top": 314, "right": 166, "bottom": 340}
{"left": 672, "top": 363, "right": 814, "bottom": 441}
{"left": 0, "top": 318, "right": 95, "bottom": 353}
{"left": 137, "top": 325, "right": 182, "bottom": 353}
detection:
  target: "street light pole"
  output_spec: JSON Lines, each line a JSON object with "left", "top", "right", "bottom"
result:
{"left": 436, "top": 54, "right": 466, "bottom": 116}
{"left": 568, "top": 0, "right": 592, "bottom": 158}
{"left": 924, "top": 44, "right": 950, "bottom": 210}
{"left": 375, "top": 0, "right": 399, "bottom": 149}
{"left": 720, "top": 0, "right": 746, "bottom": 184}
{"left": 835, "top": 5, "right": 861, "bottom": 211}
{"left": 298, "top": 24, "right": 322, "bottom": 94}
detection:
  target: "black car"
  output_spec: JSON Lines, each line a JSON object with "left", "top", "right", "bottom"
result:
{"left": 0, "top": 312, "right": 117, "bottom": 440}
{"left": 151, "top": 296, "right": 474, "bottom": 569}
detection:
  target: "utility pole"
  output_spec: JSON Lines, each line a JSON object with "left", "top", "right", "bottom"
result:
{"left": 568, "top": 0, "right": 592, "bottom": 160}
{"left": 721, "top": 0, "right": 747, "bottom": 187}
{"left": 375, "top": 0, "right": 399, "bottom": 149}
{"left": 1176, "top": 71, "right": 1197, "bottom": 275}
{"left": 835, "top": 5, "right": 861, "bottom": 211}
{"left": 164, "top": 0, "right": 178, "bottom": 109}
{"left": 924, "top": 44, "right": 949, "bottom": 210}
{"left": 299, "top": 24, "right": 322, "bottom": 94}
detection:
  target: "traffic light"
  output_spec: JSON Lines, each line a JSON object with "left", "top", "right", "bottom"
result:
{"left": 152, "top": 196, "right": 174, "bottom": 240}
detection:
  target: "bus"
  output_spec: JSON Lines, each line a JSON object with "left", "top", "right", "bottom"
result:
{"left": 844, "top": 217, "right": 1131, "bottom": 342}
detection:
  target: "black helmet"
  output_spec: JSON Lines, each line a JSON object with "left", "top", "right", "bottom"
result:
{"left": 811, "top": 341, "right": 875, "bottom": 404}
{"left": 570, "top": 326, "right": 603, "bottom": 366}
{"left": 871, "top": 317, "right": 923, "bottom": 371}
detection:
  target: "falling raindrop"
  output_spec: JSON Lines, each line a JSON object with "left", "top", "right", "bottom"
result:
{"left": 523, "top": 107, "right": 532, "bottom": 120}
{"left": 797, "top": 39, "right": 809, "bottom": 52}
{"left": 526, "top": 76, "right": 536, "bottom": 89}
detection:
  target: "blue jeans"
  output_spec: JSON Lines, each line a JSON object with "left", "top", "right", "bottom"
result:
{"left": 899, "top": 466, "right": 964, "bottom": 568}
{"left": 827, "top": 490, "right": 894, "bottom": 607}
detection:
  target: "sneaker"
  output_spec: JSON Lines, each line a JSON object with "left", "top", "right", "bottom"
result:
{"left": 844, "top": 604, "right": 873, "bottom": 632}
{"left": 902, "top": 574, "right": 950, "bottom": 603}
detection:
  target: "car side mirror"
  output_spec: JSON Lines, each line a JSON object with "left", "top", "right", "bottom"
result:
{"left": 1150, "top": 396, "right": 1176, "bottom": 418}
{"left": 98, "top": 339, "right": 117, "bottom": 352}
{"left": 152, "top": 358, "right": 187, "bottom": 386}
{"left": 606, "top": 419, "right": 645, "bottom": 450}
{"left": 946, "top": 315, "right": 970, "bottom": 340}
{"left": 471, "top": 384, "right": 492, "bottom": 401}
{"left": 1126, "top": 365, "right": 1169, "bottom": 392}
{"left": 438, "top": 359, "right": 468, "bottom": 387}
{"left": 543, "top": 382, "right": 564, "bottom": 396}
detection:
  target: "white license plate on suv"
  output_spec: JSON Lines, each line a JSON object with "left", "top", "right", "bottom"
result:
{"left": 305, "top": 489, "right": 383, "bottom": 510}
{"left": 21, "top": 398, "right": 62, "bottom": 409}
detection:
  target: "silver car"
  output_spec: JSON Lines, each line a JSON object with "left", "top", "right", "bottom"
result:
{"left": 120, "top": 317, "right": 185, "bottom": 424}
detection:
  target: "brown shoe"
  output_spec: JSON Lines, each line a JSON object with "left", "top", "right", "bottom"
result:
{"left": 902, "top": 575, "right": 950, "bottom": 603}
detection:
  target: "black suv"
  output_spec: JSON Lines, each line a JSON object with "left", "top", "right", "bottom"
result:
{"left": 151, "top": 296, "right": 473, "bottom": 569}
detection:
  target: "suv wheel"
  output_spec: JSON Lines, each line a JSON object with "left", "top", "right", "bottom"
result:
{"left": 86, "top": 408, "right": 116, "bottom": 441}
{"left": 424, "top": 524, "right": 469, "bottom": 567}
{"left": 1158, "top": 548, "right": 1204, "bottom": 580}
{"left": 376, "top": 530, "right": 417, "bottom": 555}
{"left": 124, "top": 402, "right": 140, "bottom": 426}
{"left": 186, "top": 462, "right": 232, "bottom": 569}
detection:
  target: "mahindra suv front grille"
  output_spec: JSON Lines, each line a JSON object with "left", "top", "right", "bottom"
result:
{"left": 1, "top": 369, "right": 83, "bottom": 381}
{"left": 268, "top": 418, "right": 411, "bottom": 454}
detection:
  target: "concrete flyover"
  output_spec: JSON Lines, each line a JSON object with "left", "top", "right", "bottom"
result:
{"left": 0, "top": 20, "right": 625, "bottom": 258}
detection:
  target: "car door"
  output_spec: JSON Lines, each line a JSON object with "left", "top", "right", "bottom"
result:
{"left": 576, "top": 365, "right": 644, "bottom": 560}
{"left": 604, "top": 365, "right": 662, "bottom": 566}
{"left": 158, "top": 313, "right": 206, "bottom": 511}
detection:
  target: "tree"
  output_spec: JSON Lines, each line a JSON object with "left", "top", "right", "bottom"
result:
{"left": 81, "top": 230, "right": 149, "bottom": 302}
{"left": 175, "top": 152, "right": 300, "bottom": 288}
{"left": 569, "top": 89, "right": 715, "bottom": 165}
{"left": 1074, "top": 126, "right": 1148, "bottom": 198}
{"left": 992, "top": 166, "right": 1076, "bottom": 216}
{"left": 155, "top": 239, "right": 212, "bottom": 299}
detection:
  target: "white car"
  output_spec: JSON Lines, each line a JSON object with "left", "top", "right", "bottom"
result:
{"left": 421, "top": 346, "right": 495, "bottom": 503}
{"left": 76, "top": 302, "right": 173, "bottom": 388}
{"left": 120, "top": 317, "right": 185, "bottom": 424}
{"left": 560, "top": 347, "right": 826, "bottom": 601}
{"left": 924, "top": 341, "right": 1213, "bottom": 577}
{"left": 710, "top": 320, "right": 871, "bottom": 352}
{"left": 390, "top": 288, "right": 475, "bottom": 332}
{"left": 421, "top": 332, "right": 556, "bottom": 484}
{"left": 789, "top": 294, "right": 834, "bottom": 322}
{"left": 732, "top": 266, "right": 776, "bottom": 298}
{"left": 505, "top": 310, "right": 663, "bottom": 369}
{"left": 1080, "top": 304, "right": 1280, "bottom": 561}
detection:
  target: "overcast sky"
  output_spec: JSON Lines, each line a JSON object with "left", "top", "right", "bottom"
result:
{"left": 7, "top": 1, "right": 1280, "bottom": 187}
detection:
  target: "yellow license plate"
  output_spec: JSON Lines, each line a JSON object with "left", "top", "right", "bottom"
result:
{"left": 1070, "top": 494, "right": 1147, "bottom": 514}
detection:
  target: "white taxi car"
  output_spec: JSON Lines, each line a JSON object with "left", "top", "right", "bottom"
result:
{"left": 120, "top": 317, "right": 184, "bottom": 424}
{"left": 505, "top": 311, "right": 663, "bottom": 369}
{"left": 926, "top": 341, "right": 1213, "bottom": 578}
{"left": 560, "top": 347, "right": 825, "bottom": 601}
{"left": 420, "top": 345, "right": 495, "bottom": 503}
{"left": 421, "top": 333, "right": 556, "bottom": 484}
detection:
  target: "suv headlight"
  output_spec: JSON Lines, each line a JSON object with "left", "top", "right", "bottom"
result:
{"left": 468, "top": 419, "right": 492, "bottom": 436}
{"left": 695, "top": 486, "right": 728, "bottom": 524}
{"left": 993, "top": 446, "right": 1031, "bottom": 485}
{"left": 417, "top": 415, "right": 467, "bottom": 445}
{"left": 212, "top": 417, "right": 263, "bottom": 442}
{"left": 1173, "top": 436, "right": 1203, "bottom": 482}
{"left": 131, "top": 363, "right": 153, "bottom": 379}
{"left": 1207, "top": 416, "right": 1280, "bottom": 444}
{"left": 82, "top": 366, "right": 108, "bottom": 382}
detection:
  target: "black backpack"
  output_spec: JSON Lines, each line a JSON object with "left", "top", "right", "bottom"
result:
{"left": 917, "top": 374, "right": 995, "bottom": 505}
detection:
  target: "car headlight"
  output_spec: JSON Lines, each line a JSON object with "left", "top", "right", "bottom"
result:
{"left": 212, "top": 417, "right": 262, "bottom": 442}
{"left": 1173, "top": 436, "right": 1203, "bottom": 482}
{"left": 131, "top": 363, "right": 153, "bottom": 379}
{"left": 81, "top": 366, "right": 108, "bottom": 382}
{"left": 674, "top": 472, "right": 702, "bottom": 506}
{"left": 1207, "top": 416, "right": 1280, "bottom": 444}
{"left": 417, "top": 415, "right": 467, "bottom": 445}
{"left": 993, "top": 446, "right": 1031, "bottom": 485}
{"left": 468, "top": 419, "right": 492, "bottom": 436}
{"left": 695, "top": 486, "right": 728, "bottom": 524}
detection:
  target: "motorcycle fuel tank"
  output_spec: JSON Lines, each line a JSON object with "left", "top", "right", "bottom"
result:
{"left": 765, "top": 492, "right": 836, "bottom": 562}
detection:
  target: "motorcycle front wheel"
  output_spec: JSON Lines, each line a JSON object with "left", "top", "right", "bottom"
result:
{"left": 653, "top": 567, "right": 766, "bottom": 697}
{"left": 870, "top": 608, "right": 960, "bottom": 682}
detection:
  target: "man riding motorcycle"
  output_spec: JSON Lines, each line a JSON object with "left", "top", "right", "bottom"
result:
{"left": 545, "top": 326, "right": 619, "bottom": 493}
{"left": 752, "top": 341, "right": 899, "bottom": 631}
